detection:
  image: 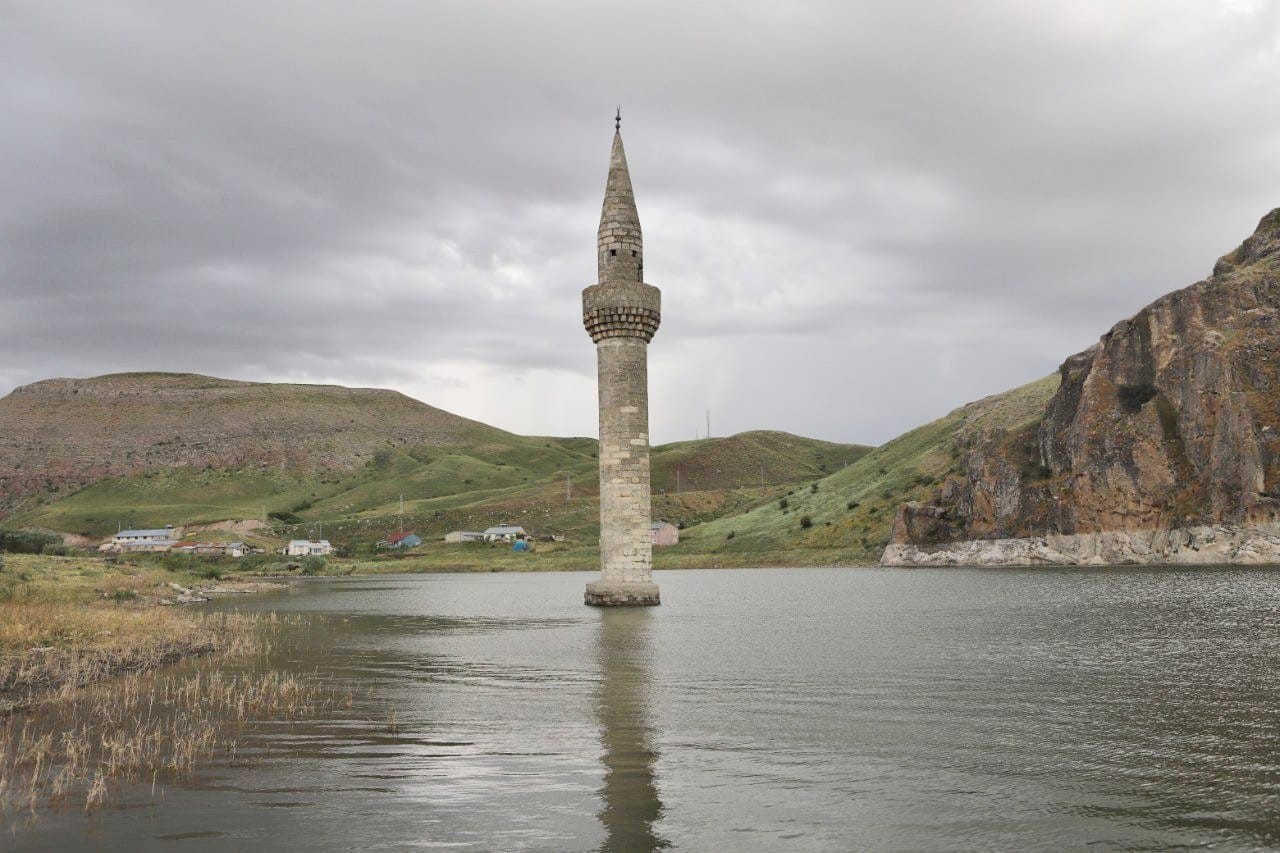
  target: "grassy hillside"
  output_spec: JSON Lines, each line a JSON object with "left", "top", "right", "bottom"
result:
{"left": 0, "top": 372, "right": 513, "bottom": 517}
{"left": 4, "top": 375, "right": 869, "bottom": 548}
{"left": 671, "top": 375, "right": 1061, "bottom": 564}
{"left": 651, "top": 430, "right": 867, "bottom": 493}
{"left": 1, "top": 367, "right": 1068, "bottom": 570}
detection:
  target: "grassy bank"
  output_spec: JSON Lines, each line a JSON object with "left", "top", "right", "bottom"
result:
{"left": 0, "top": 552, "right": 285, "bottom": 604}
{"left": 0, "top": 554, "right": 297, "bottom": 714}
{"left": 0, "top": 616, "right": 354, "bottom": 817}
{"left": 0, "top": 553, "right": 351, "bottom": 817}
{"left": 0, "top": 604, "right": 234, "bottom": 715}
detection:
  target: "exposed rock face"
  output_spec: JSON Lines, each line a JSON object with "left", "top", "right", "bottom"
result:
{"left": 889, "top": 209, "right": 1280, "bottom": 563}
{"left": 0, "top": 372, "right": 504, "bottom": 513}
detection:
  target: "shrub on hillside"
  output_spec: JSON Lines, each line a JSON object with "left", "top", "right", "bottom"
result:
{"left": 300, "top": 555, "right": 327, "bottom": 576}
{"left": 778, "top": 498, "right": 789, "bottom": 511}
{"left": 236, "top": 554, "right": 272, "bottom": 572}
{"left": 799, "top": 515, "right": 813, "bottom": 529}
{"left": 0, "top": 529, "right": 63, "bottom": 554}
{"left": 163, "top": 552, "right": 194, "bottom": 572}
{"left": 40, "top": 542, "right": 70, "bottom": 557}
{"left": 847, "top": 501, "right": 860, "bottom": 511}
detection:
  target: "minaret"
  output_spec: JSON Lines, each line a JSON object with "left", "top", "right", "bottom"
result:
{"left": 583, "top": 111, "right": 662, "bottom": 607}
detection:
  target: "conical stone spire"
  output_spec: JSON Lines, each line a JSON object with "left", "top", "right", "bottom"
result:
{"left": 598, "top": 131, "right": 644, "bottom": 285}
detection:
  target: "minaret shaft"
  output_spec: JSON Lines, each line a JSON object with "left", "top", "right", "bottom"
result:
{"left": 583, "top": 123, "right": 661, "bottom": 607}
{"left": 595, "top": 339, "right": 653, "bottom": 583}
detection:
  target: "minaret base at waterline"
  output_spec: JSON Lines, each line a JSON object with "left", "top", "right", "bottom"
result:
{"left": 582, "top": 117, "right": 661, "bottom": 607}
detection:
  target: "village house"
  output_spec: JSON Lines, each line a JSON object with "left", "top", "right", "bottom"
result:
{"left": 379, "top": 532, "right": 422, "bottom": 549}
{"left": 483, "top": 524, "right": 526, "bottom": 543}
{"left": 444, "top": 531, "right": 485, "bottom": 543}
{"left": 110, "top": 526, "right": 180, "bottom": 552}
{"left": 650, "top": 521, "right": 679, "bottom": 546}
{"left": 193, "top": 543, "right": 226, "bottom": 557}
{"left": 285, "top": 539, "right": 332, "bottom": 557}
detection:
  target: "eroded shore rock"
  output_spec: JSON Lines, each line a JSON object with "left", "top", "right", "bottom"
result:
{"left": 882, "top": 522, "right": 1280, "bottom": 566}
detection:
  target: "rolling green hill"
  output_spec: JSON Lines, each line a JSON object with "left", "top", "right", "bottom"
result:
{"left": 669, "top": 375, "right": 1061, "bottom": 564}
{"left": 1, "top": 374, "right": 871, "bottom": 547}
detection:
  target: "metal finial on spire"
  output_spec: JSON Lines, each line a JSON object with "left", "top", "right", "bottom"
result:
{"left": 615, "top": 107, "right": 621, "bottom": 131}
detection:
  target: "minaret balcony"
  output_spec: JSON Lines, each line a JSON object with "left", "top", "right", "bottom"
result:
{"left": 582, "top": 282, "right": 661, "bottom": 343}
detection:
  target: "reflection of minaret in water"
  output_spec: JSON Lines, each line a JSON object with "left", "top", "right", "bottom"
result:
{"left": 595, "top": 609, "right": 668, "bottom": 851}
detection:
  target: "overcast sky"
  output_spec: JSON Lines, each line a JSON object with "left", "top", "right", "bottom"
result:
{"left": 2, "top": 1, "right": 1278, "bottom": 445}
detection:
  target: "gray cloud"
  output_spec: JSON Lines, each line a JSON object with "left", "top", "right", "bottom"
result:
{"left": 2, "top": 0, "right": 1278, "bottom": 444}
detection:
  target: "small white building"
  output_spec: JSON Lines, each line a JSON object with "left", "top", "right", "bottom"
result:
{"left": 483, "top": 525, "right": 526, "bottom": 543}
{"left": 286, "top": 539, "right": 332, "bottom": 557}
{"left": 111, "top": 526, "right": 179, "bottom": 552}
{"left": 444, "top": 531, "right": 485, "bottom": 543}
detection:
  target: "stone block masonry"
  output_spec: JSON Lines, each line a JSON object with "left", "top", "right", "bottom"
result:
{"left": 582, "top": 124, "right": 661, "bottom": 607}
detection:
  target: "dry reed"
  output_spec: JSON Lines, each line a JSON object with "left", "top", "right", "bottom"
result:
{"left": 0, "top": 606, "right": 354, "bottom": 818}
{"left": 0, "top": 604, "right": 243, "bottom": 714}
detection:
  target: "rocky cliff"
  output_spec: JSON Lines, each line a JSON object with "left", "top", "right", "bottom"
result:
{"left": 889, "top": 209, "right": 1280, "bottom": 562}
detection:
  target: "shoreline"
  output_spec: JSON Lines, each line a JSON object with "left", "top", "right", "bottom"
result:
{"left": 0, "top": 554, "right": 289, "bottom": 713}
{"left": 882, "top": 522, "right": 1280, "bottom": 567}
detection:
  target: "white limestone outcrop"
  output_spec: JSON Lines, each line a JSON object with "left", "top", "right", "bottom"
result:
{"left": 881, "top": 523, "right": 1280, "bottom": 566}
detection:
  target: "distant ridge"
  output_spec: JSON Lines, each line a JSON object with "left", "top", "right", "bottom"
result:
{"left": 0, "top": 372, "right": 507, "bottom": 514}
{"left": 0, "top": 372, "right": 871, "bottom": 542}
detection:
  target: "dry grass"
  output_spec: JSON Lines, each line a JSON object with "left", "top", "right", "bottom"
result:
{"left": 0, "top": 603, "right": 239, "bottom": 714}
{"left": 0, "top": 554, "right": 363, "bottom": 820}
{"left": 0, "top": 610, "right": 354, "bottom": 818}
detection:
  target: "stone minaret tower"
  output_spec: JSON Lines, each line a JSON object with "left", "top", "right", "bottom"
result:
{"left": 582, "top": 113, "right": 661, "bottom": 607}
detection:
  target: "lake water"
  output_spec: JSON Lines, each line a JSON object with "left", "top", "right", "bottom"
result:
{"left": 15, "top": 567, "right": 1280, "bottom": 851}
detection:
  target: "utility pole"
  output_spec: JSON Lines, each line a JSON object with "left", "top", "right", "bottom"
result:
{"left": 676, "top": 466, "right": 681, "bottom": 495}
{"left": 399, "top": 493, "right": 404, "bottom": 534}
{"left": 566, "top": 473, "right": 572, "bottom": 502}
{"left": 760, "top": 464, "right": 765, "bottom": 488}
{"left": 706, "top": 410, "right": 711, "bottom": 440}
